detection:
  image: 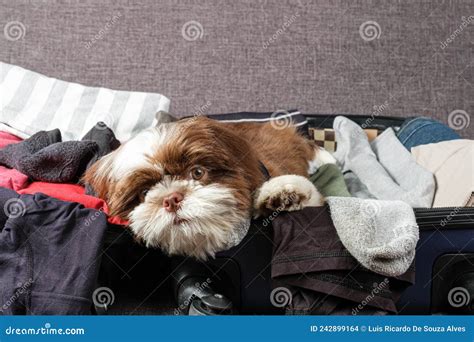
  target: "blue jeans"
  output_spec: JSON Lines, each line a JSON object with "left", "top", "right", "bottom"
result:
{"left": 396, "top": 117, "right": 461, "bottom": 150}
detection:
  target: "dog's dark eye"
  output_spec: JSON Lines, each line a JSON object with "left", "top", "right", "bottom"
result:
{"left": 139, "top": 189, "right": 149, "bottom": 201}
{"left": 190, "top": 167, "right": 206, "bottom": 180}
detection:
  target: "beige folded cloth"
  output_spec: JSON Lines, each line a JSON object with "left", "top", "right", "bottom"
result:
{"left": 411, "top": 140, "right": 474, "bottom": 207}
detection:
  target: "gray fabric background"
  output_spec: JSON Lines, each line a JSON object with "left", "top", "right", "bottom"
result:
{"left": 1, "top": 0, "right": 472, "bottom": 138}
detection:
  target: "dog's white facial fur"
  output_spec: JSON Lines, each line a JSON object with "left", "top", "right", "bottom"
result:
{"left": 84, "top": 117, "right": 328, "bottom": 259}
{"left": 129, "top": 179, "right": 250, "bottom": 259}
{"left": 85, "top": 118, "right": 265, "bottom": 259}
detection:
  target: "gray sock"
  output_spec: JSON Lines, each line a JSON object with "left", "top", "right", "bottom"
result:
{"left": 343, "top": 171, "right": 375, "bottom": 199}
{"left": 82, "top": 122, "right": 121, "bottom": 169}
{"left": 0, "top": 129, "right": 61, "bottom": 169}
{"left": 371, "top": 128, "right": 435, "bottom": 207}
{"left": 17, "top": 141, "right": 98, "bottom": 183}
{"left": 82, "top": 122, "right": 121, "bottom": 194}
{"left": 327, "top": 196, "right": 418, "bottom": 277}
{"left": 333, "top": 116, "right": 428, "bottom": 207}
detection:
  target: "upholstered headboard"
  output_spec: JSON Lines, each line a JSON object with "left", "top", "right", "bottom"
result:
{"left": 1, "top": 0, "right": 472, "bottom": 138}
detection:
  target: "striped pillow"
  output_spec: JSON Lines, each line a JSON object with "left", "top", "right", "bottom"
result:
{"left": 0, "top": 62, "right": 170, "bottom": 141}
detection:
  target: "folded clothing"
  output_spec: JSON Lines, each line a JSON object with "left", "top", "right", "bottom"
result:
{"left": 411, "top": 140, "right": 474, "bottom": 207}
{"left": 0, "top": 62, "right": 170, "bottom": 141}
{"left": 326, "top": 197, "right": 419, "bottom": 277}
{"left": 0, "top": 127, "right": 126, "bottom": 224}
{"left": 333, "top": 116, "right": 435, "bottom": 207}
{"left": 0, "top": 124, "right": 119, "bottom": 183}
{"left": 396, "top": 117, "right": 461, "bottom": 150}
{"left": 0, "top": 187, "right": 108, "bottom": 314}
{"left": 272, "top": 206, "right": 415, "bottom": 314}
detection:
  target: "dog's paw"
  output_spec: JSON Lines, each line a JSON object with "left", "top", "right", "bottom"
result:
{"left": 254, "top": 175, "right": 324, "bottom": 215}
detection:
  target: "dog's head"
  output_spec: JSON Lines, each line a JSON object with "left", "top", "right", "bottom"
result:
{"left": 84, "top": 117, "right": 265, "bottom": 259}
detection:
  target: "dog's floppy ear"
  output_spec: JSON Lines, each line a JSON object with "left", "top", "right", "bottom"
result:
{"left": 155, "top": 110, "right": 177, "bottom": 125}
{"left": 83, "top": 150, "right": 117, "bottom": 201}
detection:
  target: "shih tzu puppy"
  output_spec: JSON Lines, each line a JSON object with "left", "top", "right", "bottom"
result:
{"left": 84, "top": 116, "right": 334, "bottom": 259}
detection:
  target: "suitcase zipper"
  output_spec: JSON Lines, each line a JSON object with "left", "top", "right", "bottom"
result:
{"left": 415, "top": 207, "right": 474, "bottom": 229}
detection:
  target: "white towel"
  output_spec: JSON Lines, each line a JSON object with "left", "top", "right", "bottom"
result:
{"left": 0, "top": 62, "right": 170, "bottom": 142}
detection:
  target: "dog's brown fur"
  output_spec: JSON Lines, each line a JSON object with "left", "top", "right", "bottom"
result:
{"left": 223, "top": 121, "right": 316, "bottom": 177}
{"left": 85, "top": 116, "right": 317, "bottom": 219}
{"left": 83, "top": 116, "right": 323, "bottom": 258}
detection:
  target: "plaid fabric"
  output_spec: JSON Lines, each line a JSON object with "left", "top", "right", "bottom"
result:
{"left": 311, "top": 128, "right": 337, "bottom": 152}
{"left": 310, "top": 128, "right": 380, "bottom": 152}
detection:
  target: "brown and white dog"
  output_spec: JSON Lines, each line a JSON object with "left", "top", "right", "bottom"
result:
{"left": 84, "top": 116, "right": 335, "bottom": 259}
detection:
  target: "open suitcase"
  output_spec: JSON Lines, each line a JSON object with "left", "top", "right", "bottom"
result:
{"left": 99, "top": 114, "right": 474, "bottom": 315}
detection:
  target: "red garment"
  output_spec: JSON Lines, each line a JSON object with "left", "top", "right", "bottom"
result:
{"left": 18, "top": 182, "right": 129, "bottom": 226}
{"left": 0, "top": 131, "right": 128, "bottom": 226}
{"left": 0, "top": 131, "right": 29, "bottom": 190}
{"left": 0, "top": 131, "right": 22, "bottom": 143}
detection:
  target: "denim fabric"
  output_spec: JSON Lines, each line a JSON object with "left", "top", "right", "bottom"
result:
{"left": 396, "top": 117, "right": 461, "bottom": 150}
